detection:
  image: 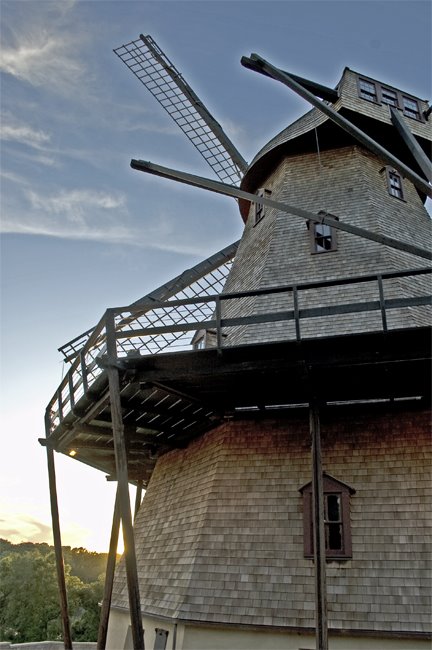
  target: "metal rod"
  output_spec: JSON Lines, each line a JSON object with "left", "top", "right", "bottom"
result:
{"left": 45, "top": 415, "right": 73, "bottom": 650}
{"left": 130, "top": 159, "right": 432, "bottom": 261}
{"left": 97, "top": 487, "right": 121, "bottom": 650}
{"left": 242, "top": 54, "right": 431, "bottom": 198}
{"left": 310, "top": 402, "right": 328, "bottom": 650}
{"left": 105, "top": 310, "right": 145, "bottom": 650}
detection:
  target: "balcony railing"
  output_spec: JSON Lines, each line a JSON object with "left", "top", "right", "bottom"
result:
{"left": 46, "top": 267, "right": 431, "bottom": 435}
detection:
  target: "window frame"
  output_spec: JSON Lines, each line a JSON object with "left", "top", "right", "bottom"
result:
{"left": 308, "top": 218, "right": 338, "bottom": 254}
{"left": 356, "top": 75, "right": 424, "bottom": 122}
{"left": 384, "top": 167, "right": 405, "bottom": 200}
{"left": 254, "top": 188, "right": 271, "bottom": 226}
{"left": 299, "top": 473, "right": 355, "bottom": 560}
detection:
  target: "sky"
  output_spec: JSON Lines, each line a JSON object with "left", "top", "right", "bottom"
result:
{"left": 0, "top": 0, "right": 431, "bottom": 553}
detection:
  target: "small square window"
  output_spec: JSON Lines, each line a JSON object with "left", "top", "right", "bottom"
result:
{"left": 385, "top": 168, "right": 404, "bottom": 200}
{"left": 254, "top": 188, "right": 271, "bottom": 225}
{"left": 381, "top": 87, "right": 398, "bottom": 107}
{"left": 402, "top": 96, "right": 421, "bottom": 120}
{"left": 359, "top": 78, "right": 377, "bottom": 102}
{"left": 309, "top": 217, "right": 338, "bottom": 254}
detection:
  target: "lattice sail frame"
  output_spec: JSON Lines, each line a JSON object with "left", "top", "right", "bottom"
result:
{"left": 113, "top": 34, "right": 247, "bottom": 185}
{"left": 114, "top": 259, "right": 234, "bottom": 356}
{"left": 59, "top": 241, "right": 239, "bottom": 362}
{"left": 49, "top": 245, "right": 238, "bottom": 433}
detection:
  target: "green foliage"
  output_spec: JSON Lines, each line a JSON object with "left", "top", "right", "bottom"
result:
{"left": 0, "top": 541, "right": 107, "bottom": 643}
{"left": 63, "top": 546, "right": 109, "bottom": 583}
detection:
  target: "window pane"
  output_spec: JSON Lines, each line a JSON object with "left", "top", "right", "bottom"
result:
{"left": 382, "top": 88, "right": 398, "bottom": 106}
{"left": 403, "top": 97, "right": 420, "bottom": 119}
{"left": 326, "top": 494, "right": 341, "bottom": 521}
{"left": 388, "top": 171, "right": 403, "bottom": 199}
{"left": 359, "top": 79, "right": 377, "bottom": 102}
{"left": 326, "top": 523, "right": 343, "bottom": 550}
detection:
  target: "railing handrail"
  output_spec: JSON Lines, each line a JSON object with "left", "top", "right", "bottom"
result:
{"left": 106, "top": 267, "right": 432, "bottom": 314}
{"left": 45, "top": 267, "right": 431, "bottom": 436}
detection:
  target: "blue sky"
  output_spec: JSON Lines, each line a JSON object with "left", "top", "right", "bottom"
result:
{"left": 1, "top": 0, "right": 430, "bottom": 552}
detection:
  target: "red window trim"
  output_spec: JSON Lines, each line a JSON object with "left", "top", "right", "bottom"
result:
{"left": 299, "top": 473, "right": 355, "bottom": 560}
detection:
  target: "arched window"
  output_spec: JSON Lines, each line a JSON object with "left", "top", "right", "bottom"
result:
{"left": 299, "top": 473, "right": 355, "bottom": 559}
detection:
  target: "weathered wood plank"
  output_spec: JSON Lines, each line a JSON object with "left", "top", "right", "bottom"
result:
{"left": 45, "top": 433, "right": 73, "bottom": 650}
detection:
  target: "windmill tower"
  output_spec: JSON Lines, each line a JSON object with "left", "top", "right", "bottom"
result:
{"left": 43, "top": 35, "right": 431, "bottom": 650}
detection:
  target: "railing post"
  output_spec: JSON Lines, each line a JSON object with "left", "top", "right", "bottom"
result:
{"left": 293, "top": 286, "right": 301, "bottom": 341}
{"left": 68, "top": 371, "right": 75, "bottom": 412}
{"left": 105, "top": 309, "right": 145, "bottom": 650}
{"left": 57, "top": 388, "right": 63, "bottom": 423}
{"left": 80, "top": 350, "right": 89, "bottom": 394}
{"left": 377, "top": 274, "right": 388, "bottom": 331}
{"left": 215, "top": 297, "right": 222, "bottom": 351}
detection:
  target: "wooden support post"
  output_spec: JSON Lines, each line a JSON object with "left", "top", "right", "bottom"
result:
{"left": 105, "top": 310, "right": 145, "bottom": 650}
{"left": 134, "top": 480, "right": 143, "bottom": 521}
{"left": 97, "top": 487, "right": 121, "bottom": 650}
{"left": 45, "top": 438, "right": 73, "bottom": 649}
{"left": 310, "top": 402, "right": 328, "bottom": 650}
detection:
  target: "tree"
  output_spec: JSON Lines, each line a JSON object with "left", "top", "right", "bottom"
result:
{"left": 0, "top": 549, "right": 104, "bottom": 643}
{"left": 0, "top": 550, "right": 62, "bottom": 642}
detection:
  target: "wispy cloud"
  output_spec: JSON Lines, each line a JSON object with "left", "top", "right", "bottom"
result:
{"left": 0, "top": 3, "right": 86, "bottom": 96}
{"left": 27, "top": 188, "right": 126, "bottom": 221}
{"left": 0, "top": 122, "right": 51, "bottom": 147}
{"left": 2, "top": 187, "right": 135, "bottom": 244}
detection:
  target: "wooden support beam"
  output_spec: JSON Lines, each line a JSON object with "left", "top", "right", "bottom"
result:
{"left": 105, "top": 311, "right": 145, "bottom": 650}
{"left": 310, "top": 402, "right": 328, "bottom": 650}
{"left": 241, "top": 62, "right": 339, "bottom": 102}
{"left": 134, "top": 481, "right": 144, "bottom": 521}
{"left": 130, "top": 159, "right": 432, "bottom": 261}
{"left": 97, "top": 488, "right": 121, "bottom": 650}
{"left": 241, "top": 54, "right": 431, "bottom": 198}
{"left": 45, "top": 423, "right": 73, "bottom": 650}
{"left": 390, "top": 107, "right": 432, "bottom": 182}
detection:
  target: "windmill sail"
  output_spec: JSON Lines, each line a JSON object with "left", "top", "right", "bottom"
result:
{"left": 114, "top": 34, "right": 248, "bottom": 185}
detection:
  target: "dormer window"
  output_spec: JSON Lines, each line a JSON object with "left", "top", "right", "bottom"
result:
{"left": 254, "top": 188, "right": 271, "bottom": 225}
{"left": 385, "top": 167, "right": 404, "bottom": 200}
{"left": 381, "top": 87, "right": 398, "bottom": 107}
{"left": 358, "top": 78, "right": 377, "bottom": 103}
{"left": 357, "top": 75, "right": 424, "bottom": 122}
{"left": 299, "top": 473, "right": 355, "bottom": 560}
{"left": 402, "top": 96, "right": 421, "bottom": 120}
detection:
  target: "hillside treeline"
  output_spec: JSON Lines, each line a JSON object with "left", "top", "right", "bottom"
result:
{"left": 0, "top": 539, "right": 115, "bottom": 643}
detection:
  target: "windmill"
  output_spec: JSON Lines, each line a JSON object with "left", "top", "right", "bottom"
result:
{"left": 43, "top": 33, "right": 431, "bottom": 650}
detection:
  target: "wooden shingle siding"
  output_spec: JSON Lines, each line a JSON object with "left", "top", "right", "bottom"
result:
{"left": 222, "top": 145, "right": 431, "bottom": 346}
{"left": 111, "top": 405, "right": 431, "bottom": 635}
